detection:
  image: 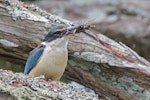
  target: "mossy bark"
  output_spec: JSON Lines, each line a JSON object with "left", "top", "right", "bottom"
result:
{"left": 0, "top": 0, "right": 150, "bottom": 99}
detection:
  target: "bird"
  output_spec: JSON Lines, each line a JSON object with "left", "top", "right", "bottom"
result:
{"left": 24, "top": 25, "right": 76, "bottom": 80}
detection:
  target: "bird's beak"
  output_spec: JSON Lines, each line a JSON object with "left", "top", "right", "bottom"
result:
{"left": 65, "top": 24, "right": 91, "bottom": 36}
{"left": 60, "top": 25, "right": 82, "bottom": 36}
{"left": 54, "top": 24, "right": 92, "bottom": 38}
{"left": 67, "top": 25, "right": 81, "bottom": 31}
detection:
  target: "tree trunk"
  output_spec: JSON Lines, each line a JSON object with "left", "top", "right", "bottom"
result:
{"left": 0, "top": 0, "right": 150, "bottom": 99}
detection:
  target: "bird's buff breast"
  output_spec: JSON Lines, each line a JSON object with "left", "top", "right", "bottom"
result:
{"left": 29, "top": 45, "right": 68, "bottom": 80}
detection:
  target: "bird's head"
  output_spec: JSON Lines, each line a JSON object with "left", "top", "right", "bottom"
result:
{"left": 44, "top": 25, "right": 66, "bottom": 42}
{"left": 44, "top": 24, "right": 89, "bottom": 42}
{"left": 43, "top": 25, "right": 71, "bottom": 49}
{"left": 44, "top": 25, "right": 89, "bottom": 46}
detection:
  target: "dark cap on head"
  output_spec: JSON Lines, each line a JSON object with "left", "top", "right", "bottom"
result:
{"left": 44, "top": 25, "right": 66, "bottom": 42}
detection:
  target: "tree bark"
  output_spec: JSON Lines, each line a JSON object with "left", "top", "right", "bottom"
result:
{"left": 0, "top": 0, "right": 150, "bottom": 99}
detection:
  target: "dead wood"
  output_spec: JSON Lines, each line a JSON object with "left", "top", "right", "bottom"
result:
{"left": 0, "top": 0, "right": 150, "bottom": 99}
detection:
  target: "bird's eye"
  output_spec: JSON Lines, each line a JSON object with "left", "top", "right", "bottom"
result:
{"left": 53, "top": 31, "right": 63, "bottom": 37}
{"left": 54, "top": 28, "right": 66, "bottom": 36}
{"left": 54, "top": 31, "right": 61, "bottom": 35}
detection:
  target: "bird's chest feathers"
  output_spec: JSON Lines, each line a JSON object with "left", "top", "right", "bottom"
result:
{"left": 46, "top": 46, "right": 67, "bottom": 65}
{"left": 38, "top": 46, "right": 68, "bottom": 69}
{"left": 28, "top": 40, "right": 68, "bottom": 80}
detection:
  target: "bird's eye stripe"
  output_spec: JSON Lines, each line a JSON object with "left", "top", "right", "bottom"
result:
{"left": 54, "top": 31, "right": 61, "bottom": 34}
{"left": 57, "top": 28, "right": 66, "bottom": 32}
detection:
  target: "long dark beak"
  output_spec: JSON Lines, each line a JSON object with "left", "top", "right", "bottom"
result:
{"left": 66, "top": 24, "right": 91, "bottom": 34}
{"left": 67, "top": 25, "right": 82, "bottom": 31}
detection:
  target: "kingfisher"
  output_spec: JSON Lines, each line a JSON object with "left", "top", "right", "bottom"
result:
{"left": 24, "top": 25, "right": 83, "bottom": 80}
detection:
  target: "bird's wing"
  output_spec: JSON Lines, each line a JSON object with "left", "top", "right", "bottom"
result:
{"left": 24, "top": 46, "right": 44, "bottom": 74}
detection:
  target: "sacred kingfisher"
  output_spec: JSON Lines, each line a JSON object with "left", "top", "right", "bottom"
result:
{"left": 24, "top": 25, "right": 81, "bottom": 80}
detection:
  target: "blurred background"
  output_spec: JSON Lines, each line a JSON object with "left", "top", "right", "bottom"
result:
{"left": 1, "top": 0, "right": 150, "bottom": 72}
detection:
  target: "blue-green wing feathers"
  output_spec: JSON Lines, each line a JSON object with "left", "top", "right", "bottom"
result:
{"left": 24, "top": 47, "right": 44, "bottom": 74}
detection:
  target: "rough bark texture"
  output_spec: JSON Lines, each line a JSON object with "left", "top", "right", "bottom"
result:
{"left": 0, "top": 0, "right": 150, "bottom": 100}
{"left": 0, "top": 69, "right": 98, "bottom": 100}
{"left": 31, "top": 0, "right": 150, "bottom": 61}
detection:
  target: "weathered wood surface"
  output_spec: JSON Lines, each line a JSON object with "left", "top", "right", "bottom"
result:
{"left": 0, "top": 0, "right": 150, "bottom": 99}
{"left": 33, "top": 0, "right": 150, "bottom": 61}
{"left": 0, "top": 69, "right": 99, "bottom": 100}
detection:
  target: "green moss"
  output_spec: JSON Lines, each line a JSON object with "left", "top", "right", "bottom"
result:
{"left": 68, "top": 55, "right": 102, "bottom": 77}
{"left": 0, "top": 60, "right": 24, "bottom": 72}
